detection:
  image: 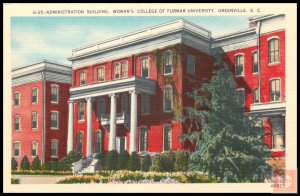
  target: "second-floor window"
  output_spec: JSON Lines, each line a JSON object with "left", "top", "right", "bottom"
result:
{"left": 51, "top": 85, "right": 59, "bottom": 103}
{"left": 98, "top": 67, "right": 105, "bottom": 82}
{"left": 14, "top": 92, "right": 20, "bottom": 106}
{"left": 51, "top": 112, "right": 59, "bottom": 129}
{"left": 80, "top": 71, "right": 86, "bottom": 85}
{"left": 253, "top": 88, "right": 259, "bottom": 104}
{"left": 14, "top": 142, "right": 20, "bottom": 157}
{"left": 32, "top": 88, "right": 38, "bottom": 104}
{"left": 32, "top": 113, "right": 38, "bottom": 130}
{"left": 235, "top": 54, "right": 244, "bottom": 76}
{"left": 122, "top": 62, "right": 128, "bottom": 78}
{"left": 163, "top": 50, "right": 173, "bottom": 75}
{"left": 164, "top": 86, "right": 173, "bottom": 112}
{"left": 270, "top": 79, "right": 281, "bottom": 102}
{"left": 114, "top": 63, "right": 120, "bottom": 79}
{"left": 252, "top": 51, "right": 258, "bottom": 73}
{"left": 14, "top": 115, "right": 20, "bottom": 131}
{"left": 269, "top": 38, "right": 279, "bottom": 64}
{"left": 141, "top": 94, "right": 150, "bottom": 115}
{"left": 31, "top": 141, "right": 37, "bottom": 157}
{"left": 187, "top": 54, "right": 196, "bottom": 75}
{"left": 140, "top": 127, "right": 148, "bottom": 152}
{"left": 141, "top": 57, "right": 149, "bottom": 78}
{"left": 78, "top": 101, "right": 85, "bottom": 121}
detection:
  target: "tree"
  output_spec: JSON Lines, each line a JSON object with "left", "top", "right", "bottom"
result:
{"left": 129, "top": 152, "right": 141, "bottom": 171}
{"left": 31, "top": 155, "right": 41, "bottom": 170}
{"left": 20, "top": 155, "right": 31, "bottom": 170}
{"left": 117, "top": 151, "right": 130, "bottom": 170}
{"left": 179, "top": 61, "right": 272, "bottom": 182}
{"left": 11, "top": 157, "right": 18, "bottom": 170}
{"left": 141, "top": 154, "right": 152, "bottom": 172}
{"left": 174, "top": 151, "right": 190, "bottom": 172}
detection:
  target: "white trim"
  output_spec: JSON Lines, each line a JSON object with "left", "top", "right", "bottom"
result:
{"left": 13, "top": 141, "right": 21, "bottom": 157}
{"left": 51, "top": 139, "right": 59, "bottom": 158}
{"left": 78, "top": 101, "right": 85, "bottom": 122}
{"left": 139, "top": 126, "right": 148, "bottom": 152}
{"left": 14, "top": 115, "right": 21, "bottom": 132}
{"left": 253, "top": 87, "right": 259, "bottom": 104}
{"left": 251, "top": 50, "right": 258, "bottom": 74}
{"left": 97, "top": 66, "right": 106, "bottom": 82}
{"left": 234, "top": 53, "right": 245, "bottom": 77}
{"left": 269, "top": 78, "right": 281, "bottom": 102}
{"left": 50, "top": 84, "right": 59, "bottom": 104}
{"left": 31, "top": 87, "right": 38, "bottom": 104}
{"left": 141, "top": 56, "right": 150, "bottom": 78}
{"left": 31, "top": 112, "right": 38, "bottom": 131}
{"left": 162, "top": 124, "right": 172, "bottom": 151}
{"left": 113, "top": 62, "right": 121, "bottom": 80}
{"left": 163, "top": 85, "right": 173, "bottom": 113}
{"left": 267, "top": 36, "right": 280, "bottom": 41}
{"left": 163, "top": 50, "right": 174, "bottom": 76}
{"left": 31, "top": 141, "right": 38, "bottom": 157}
{"left": 13, "top": 91, "right": 20, "bottom": 107}
{"left": 121, "top": 61, "right": 128, "bottom": 79}
{"left": 50, "top": 111, "right": 59, "bottom": 130}
{"left": 79, "top": 70, "right": 87, "bottom": 86}
{"left": 268, "top": 37, "right": 280, "bottom": 65}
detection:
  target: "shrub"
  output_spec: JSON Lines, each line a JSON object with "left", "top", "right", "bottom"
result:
{"left": 11, "top": 157, "right": 18, "bottom": 171}
{"left": 105, "top": 150, "right": 119, "bottom": 171}
{"left": 141, "top": 154, "right": 152, "bottom": 172}
{"left": 174, "top": 151, "right": 190, "bottom": 172}
{"left": 129, "top": 152, "right": 141, "bottom": 171}
{"left": 20, "top": 156, "right": 30, "bottom": 170}
{"left": 31, "top": 155, "right": 41, "bottom": 170}
{"left": 151, "top": 151, "right": 175, "bottom": 172}
{"left": 118, "top": 151, "right": 130, "bottom": 170}
{"left": 95, "top": 152, "right": 107, "bottom": 170}
{"left": 11, "top": 177, "right": 20, "bottom": 184}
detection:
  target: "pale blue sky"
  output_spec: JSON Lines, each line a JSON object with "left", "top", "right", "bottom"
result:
{"left": 11, "top": 16, "right": 251, "bottom": 68}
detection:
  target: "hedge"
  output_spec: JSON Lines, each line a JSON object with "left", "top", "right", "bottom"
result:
{"left": 11, "top": 170, "right": 72, "bottom": 175}
{"left": 105, "top": 150, "right": 119, "bottom": 171}
{"left": 20, "top": 156, "right": 31, "bottom": 170}
{"left": 11, "top": 157, "right": 18, "bottom": 171}
{"left": 129, "top": 152, "right": 141, "bottom": 171}
{"left": 118, "top": 151, "right": 130, "bottom": 170}
{"left": 141, "top": 154, "right": 152, "bottom": 172}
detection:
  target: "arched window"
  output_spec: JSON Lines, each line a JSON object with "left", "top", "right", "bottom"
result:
{"left": 14, "top": 115, "right": 20, "bottom": 131}
{"left": 122, "top": 61, "right": 128, "bottom": 78}
{"left": 163, "top": 86, "right": 173, "bottom": 112}
{"left": 95, "top": 131, "right": 102, "bottom": 153}
{"left": 163, "top": 50, "right": 173, "bottom": 75}
{"left": 141, "top": 57, "right": 150, "bottom": 78}
{"left": 270, "top": 79, "right": 281, "bottom": 102}
{"left": 76, "top": 132, "right": 83, "bottom": 154}
{"left": 14, "top": 92, "right": 20, "bottom": 106}
{"left": 268, "top": 38, "right": 279, "bottom": 64}
{"left": 32, "top": 112, "right": 38, "bottom": 130}
{"left": 253, "top": 88, "right": 259, "bottom": 104}
{"left": 78, "top": 101, "right": 85, "bottom": 121}
{"left": 252, "top": 51, "right": 258, "bottom": 73}
{"left": 121, "top": 94, "right": 129, "bottom": 113}
{"left": 13, "top": 141, "right": 20, "bottom": 157}
{"left": 79, "top": 71, "right": 86, "bottom": 85}
{"left": 114, "top": 63, "right": 120, "bottom": 79}
{"left": 235, "top": 54, "right": 244, "bottom": 76}
{"left": 98, "top": 66, "right": 105, "bottom": 82}
{"left": 32, "top": 88, "right": 38, "bottom": 104}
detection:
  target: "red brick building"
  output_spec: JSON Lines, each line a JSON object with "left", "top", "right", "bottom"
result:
{"left": 66, "top": 14, "right": 285, "bottom": 159}
{"left": 12, "top": 60, "right": 72, "bottom": 164}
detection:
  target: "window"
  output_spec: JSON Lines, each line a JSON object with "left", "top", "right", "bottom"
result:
{"left": 141, "top": 57, "right": 150, "bottom": 78}
{"left": 51, "top": 85, "right": 59, "bottom": 103}
{"left": 268, "top": 38, "right": 279, "bottom": 64}
{"left": 141, "top": 94, "right": 150, "bottom": 115}
{"left": 164, "top": 86, "right": 173, "bottom": 112}
{"left": 237, "top": 89, "right": 245, "bottom": 107}
{"left": 271, "top": 118, "right": 285, "bottom": 150}
{"left": 80, "top": 71, "right": 86, "bottom": 85}
{"left": 14, "top": 142, "right": 20, "bottom": 157}
{"left": 116, "top": 137, "right": 126, "bottom": 153}
{"left": 270, "top": 79, "right": 281, "bottom": 102}
{"left": 122, "top": 62, "right": 128, "bottom": 78}
{"left": 97, "top": 98, "right": 106, "bottom": 119}
{"left": 98, "top": 67, "right": 105, "bottom": 82}
{"left": 51, "top": 140, "right": 58, "bottom": 157}
{"left": 14, "top": 115, "right": 20, "bottom": 131}
{"left": 95, "top": 131, "right": 102, "bottom": 153}
{"left": 32, "top": 88, "right": 38, "bottom": 104}
{"left": 78, "top": 101, "right": 85, "bottom": 121}
{"left": 163, "top": 125, "right": 172, "bottom": 151}
{"left": 187, "top": 54, "right": 196, "bottom": 74}
{"left": 121, "top": 94, "right": 129, "bottom": 113}
{"left": 32, "top": 112, "right": 38, "bottom": 130}
{"left": 31, "top": 141, "right": 37, "bottom": 156}
{"left": 140, "top": 127, "right": 148, "bottom": 152}
{"left": 235, "top": 54, "right": 244, "bottom": 76}
{"left": 253, "top": 88, "right": 259, "bottom": 104}
{"left": 114, "top": 63, "right": 120, "bottom": 79}
{"left": 14, "top": 92, "right": 20, "bottom": 106}
{"left": 252, "top": 51, "right": 258, "bottom": 73}
{"left": 76, "top": 132, "right": 83, "bottom": 154}
{"left": 163, "top": 50, "right": 173, "bottom": 75}
{"left": 51, "top": 112, "right": 59, "bottom": 129}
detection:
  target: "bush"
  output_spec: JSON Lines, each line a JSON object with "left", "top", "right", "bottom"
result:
{"left": 105, "top": 150, "right": 119, "bottom": 171}
{"left": 118, "top": 151, "right": 130, "bottom": 170}
{"left": 11, "top": 157, "right": 18, "bottom": 171}
{"left": 174, "top": 151, "right": 190, "bottom": 172}
{"left": 151, "top": 151, "right": 175, "bottom": 172}
{"left": 31, "top": 155, "right": 41, "bottom": 170}
{"left": 11, "top": 177, "right": 20, "bottom": 184}
{"left": 129, "top": 152, "right": 141, "bottom": 171}
{"left": 95, "top": 152, "right": 107, "bottom": 170}
{"left": 20, "top": 156, "right": 30, "bottom": 170}
{"left": 141, "top": 154, "right": 152, "bottom": 172}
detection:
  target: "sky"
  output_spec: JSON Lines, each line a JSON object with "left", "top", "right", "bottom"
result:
{"left": 11, "top": 16, "right": 251, "bottom": 68}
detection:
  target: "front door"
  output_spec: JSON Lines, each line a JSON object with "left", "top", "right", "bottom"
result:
{"left": 116, "top": 137, "right": 126, "bottom": 153}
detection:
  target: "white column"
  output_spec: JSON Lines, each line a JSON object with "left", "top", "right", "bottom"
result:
{"left": 109, "top": 94, "right": 117, "bottom": 151}
{"left": 67, "top": 100, "right": 74, "bottom": 154}
{"left": 86, "top": 97, "right": 94, "bottom": 157}
{"left": 129, "top": 90, "right": 138, "bottom": 153}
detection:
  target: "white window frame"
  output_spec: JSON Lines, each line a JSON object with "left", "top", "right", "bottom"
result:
{"left": 121, "top": 61, "right": 128, "bottom": 79}
{"left": 163, "top": 124, "right": 172, "bottom": 151}
{"left": 187, "top": 54, "right": 196, "bottom": 75}
{"left": 32, "top": 88, "right": 38, "bottom": 104}
{"left": 139, "top": 126, "right": 148, "bottom": 152}
{"left": 76, "top": 131, "right": 84, "bottom": 153}
{"left": 271, "top": 117, "right": 285, "bottom": 150}
{"left": 32, "top": 112, "right": 38, "bottom": 130}
{"left": 252, "top": 51, "right": 258, "bottom": 74}
{"left": 50, "top": 111, "right": 59, "bottom": 130}
{"left": 116, "top": 137, "right": 127, "bottom": 153}
{"left": 13, "top": 141, "right": 20, "bottom": 157}
{"left": 114, "top": 63, "right": 121, "bottom": 80}
{"left": 237, "top": 88, "right": 245, "bottom": 107}
{"left": 51, "top": 139, "right": 59, "bottom": 158}
{"left": 163, "top": 50, "right": 173, "bottom": 76}
{"left": 31, "top": 141, "right": 38, "bottom": 157}
{"left": 78, "top": 101, "right": 85, "bottom": 122}
{"left": 14, "top": 115, "right": 21, "bottom": 131}
{"left": 234, "top": 53, "right": 244, "bottom": 77}
{"left": 141, "top": 57, "right": 150, "bottom": 78}
{"left": 97, "top": 66, "right": 105, "bottom": 82}
{"left": 268, "top": 36, "right": 280, "bottom": 65}
{"left": 163, "top": 85, "right": 173, "bottom": 113}
{"left": 141, "top": 94, "right": 150, "bottom": 115}
{"left": 79, "top": 71, "right": 87, "bottom": 86}
{"left": 269, "top": 78, "right": 281, "bottom": 102}
{"left": 14, "top": 91, "right": 20, "bottom": 107}
{"left": 253, "top": 88, "right": 259, "bottom": 104}
{"left": 51, "top": 84, "right": 59, "bottom": 104}
{"left": 94, "top": 130, "right": 102, "bottom": 153}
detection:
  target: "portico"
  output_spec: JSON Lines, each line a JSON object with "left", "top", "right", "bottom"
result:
{"left": 67, "top": 76, "right": 156, "bottom": 157}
